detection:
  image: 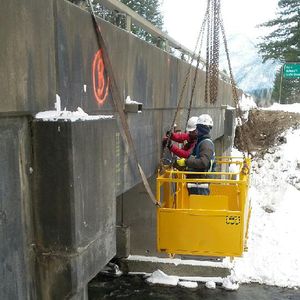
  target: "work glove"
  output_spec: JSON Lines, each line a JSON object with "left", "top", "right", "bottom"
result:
{"left": 173, "top": 158, "right": 187, "bottom": 171}
{"left": 176, "top": 158, "right": 186, "bottom": 167}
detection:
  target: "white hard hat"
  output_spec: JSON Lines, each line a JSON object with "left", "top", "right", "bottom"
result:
{"left": 186, "top": 116, "right": 198, "bottom": 132}
{"left": 197, "top": 114, "right": 213, "bottom": 127}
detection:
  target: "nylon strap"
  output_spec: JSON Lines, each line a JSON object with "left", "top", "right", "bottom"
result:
{"left": 87, "top": 0, "right": 160, "bottom": 206}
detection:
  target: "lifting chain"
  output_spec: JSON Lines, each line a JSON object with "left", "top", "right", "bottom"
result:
{"left": 204, "top": 0, "right": 250, "bottom": 158}
{"left": 185, "top": 7, "right": 209, "bottom": 129}
{"left": 160, "top": 10, "right": 209, "bottom": 172}
{"left": 205, "top": 0, "right": 221, "bottom": 104}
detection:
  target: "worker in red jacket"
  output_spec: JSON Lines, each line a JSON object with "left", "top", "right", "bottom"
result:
{"left": 163, "top": 116, "right": 198, "bottom": 158}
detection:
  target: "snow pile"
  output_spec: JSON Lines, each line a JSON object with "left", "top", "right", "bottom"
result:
{"left": 146, "top": 270, "right": 178, "bottom": 286}
{"left": 178, "top": 281, "right": 198, "bottom": 288}
{"left": 239, "top": 94, "right": 257, "bottom": 112}
{"left": 262, "top": 102, "right": 300, "bottom": 113}
{"left": 237, "top": 93, "right": 257, "bottom": 124}
{"left": 145, "top": 269, "right": 229, "bottom": 289}
{"left": 205, "top": 281, "right": 216, "bottom": 289}
{"left": 231, "top": 126, "right": 300, "bottom": 288}
{"left": 222, "top": 277, "right": 239, "bottom": 291}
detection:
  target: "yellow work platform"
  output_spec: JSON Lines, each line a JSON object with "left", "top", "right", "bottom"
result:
{"left": 156, "top": 157, "right": 251, "bottom": 257}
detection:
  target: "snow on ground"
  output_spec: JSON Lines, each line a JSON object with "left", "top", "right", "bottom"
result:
{"left": 232, "top": 129, "right": 300, "bottom": 288}
{"left": 231, "top": 102, "right": 300, "bottom": 288}
{"left": 262, "top": 102, "right": 300, "bottom": 113}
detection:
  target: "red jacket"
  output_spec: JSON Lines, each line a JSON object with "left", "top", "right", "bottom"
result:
{"left": 169, "top": 132, "right": 196, "bottom": 158}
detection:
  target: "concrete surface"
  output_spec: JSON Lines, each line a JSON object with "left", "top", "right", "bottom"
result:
{"left": 32, "top": 118, "right": 117, "bottom": 299}
{"left": 118, "top": 257, "right": 231, "bottom": 278}
{"left": 0, "top": 116, "right": 35, "bottom": 300}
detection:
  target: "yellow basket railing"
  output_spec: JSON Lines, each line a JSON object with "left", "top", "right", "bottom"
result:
{"left": 156, "top": 156, "right": 251, "bottom": 257}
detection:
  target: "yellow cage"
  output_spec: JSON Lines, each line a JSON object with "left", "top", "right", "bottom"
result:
{"left": 156, "top": 157, "right": 251, "bottom": 257}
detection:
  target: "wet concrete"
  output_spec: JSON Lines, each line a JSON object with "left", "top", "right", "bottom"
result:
{"left": 89, "top": 274, "right": 300, "bottom": 300}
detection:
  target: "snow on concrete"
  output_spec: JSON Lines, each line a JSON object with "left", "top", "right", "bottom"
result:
{"left": 127, "top": 255, "right": 232, "bottom": 269}
{"left": 125, "top": 95, "right": 142, "bottom": 105}
{"left": 35, "top": 107, "right": 113, "bottom": 122}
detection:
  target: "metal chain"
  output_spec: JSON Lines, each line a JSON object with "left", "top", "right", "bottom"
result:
{"left": 185, "top": 8, "right": 209, "bottom": 129}
{"left": 204, "top": 0, "right": 211, "bottom": 103}
{"left": 160, "top": 10, "right": 210, "bottom": 170}
{"left": 204, "top": 0, "right": 221, "bottom": 104}
{"left": 210, "top": 0, "right": 220, "bottom": 104}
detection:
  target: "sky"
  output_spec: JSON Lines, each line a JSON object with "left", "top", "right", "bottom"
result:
{"left": 161, "top": 0, "right": 278, "bottom": 50}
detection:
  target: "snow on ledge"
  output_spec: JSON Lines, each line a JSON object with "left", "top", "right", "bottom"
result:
{"left": 125, "top": 95, "right": 142, "bottom": 105}
{"left": 126, "top": 255, "right": 233, "bottom": 268}
{"left": 35, "top": 107, "right": 113, "bottom": 122}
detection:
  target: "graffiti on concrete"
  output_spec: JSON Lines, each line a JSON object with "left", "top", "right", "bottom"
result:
{"left": 92, "top": 49, "right": 110, "bottom": 106}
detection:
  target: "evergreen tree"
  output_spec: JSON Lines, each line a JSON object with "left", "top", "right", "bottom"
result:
{"left": 272, "top": 67, "right": 300, "bottom": 104}
{"left": 106, "top": 0, "right": 164, "bottom": 45}
{"left": 258, "top": 0, "right": 300, "bottom": 103}
{"left": 258, "top": 0, "right": 300, "bottom": 62}
{"left": 68, "top": 0, "right": 164, "bottom": 46}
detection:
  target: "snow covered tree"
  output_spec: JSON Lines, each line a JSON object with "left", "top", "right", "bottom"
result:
{"left": 258, "top": 0, "right": 300, "bottom": 103}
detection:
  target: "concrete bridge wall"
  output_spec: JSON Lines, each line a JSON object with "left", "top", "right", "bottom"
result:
{"left": 0, "top": 0, "right": 238, "bottom": 298}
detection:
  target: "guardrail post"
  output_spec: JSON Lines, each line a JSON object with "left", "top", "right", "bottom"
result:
{"left": 125, "top": 14, "right": 131, "bottom": 32}
{"left": 165, "top": 39, "right": 170, "bottom": 52}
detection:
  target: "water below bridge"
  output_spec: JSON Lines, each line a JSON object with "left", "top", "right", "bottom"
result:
{"left": 89, "top": 274, "right": 300, "bottom": 300}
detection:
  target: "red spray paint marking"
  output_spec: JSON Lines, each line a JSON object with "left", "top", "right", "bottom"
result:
{"left": 92, "top": 49, "right": 110, "bottom": 106}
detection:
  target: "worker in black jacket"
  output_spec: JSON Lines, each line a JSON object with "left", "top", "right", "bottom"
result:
{"left": 177, "top": 114, "right": 215, "bottom": 195}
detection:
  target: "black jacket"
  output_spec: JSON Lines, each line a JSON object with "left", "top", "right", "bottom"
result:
{"left": 185, "top": 134, "right": 214, "bottom": 171}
